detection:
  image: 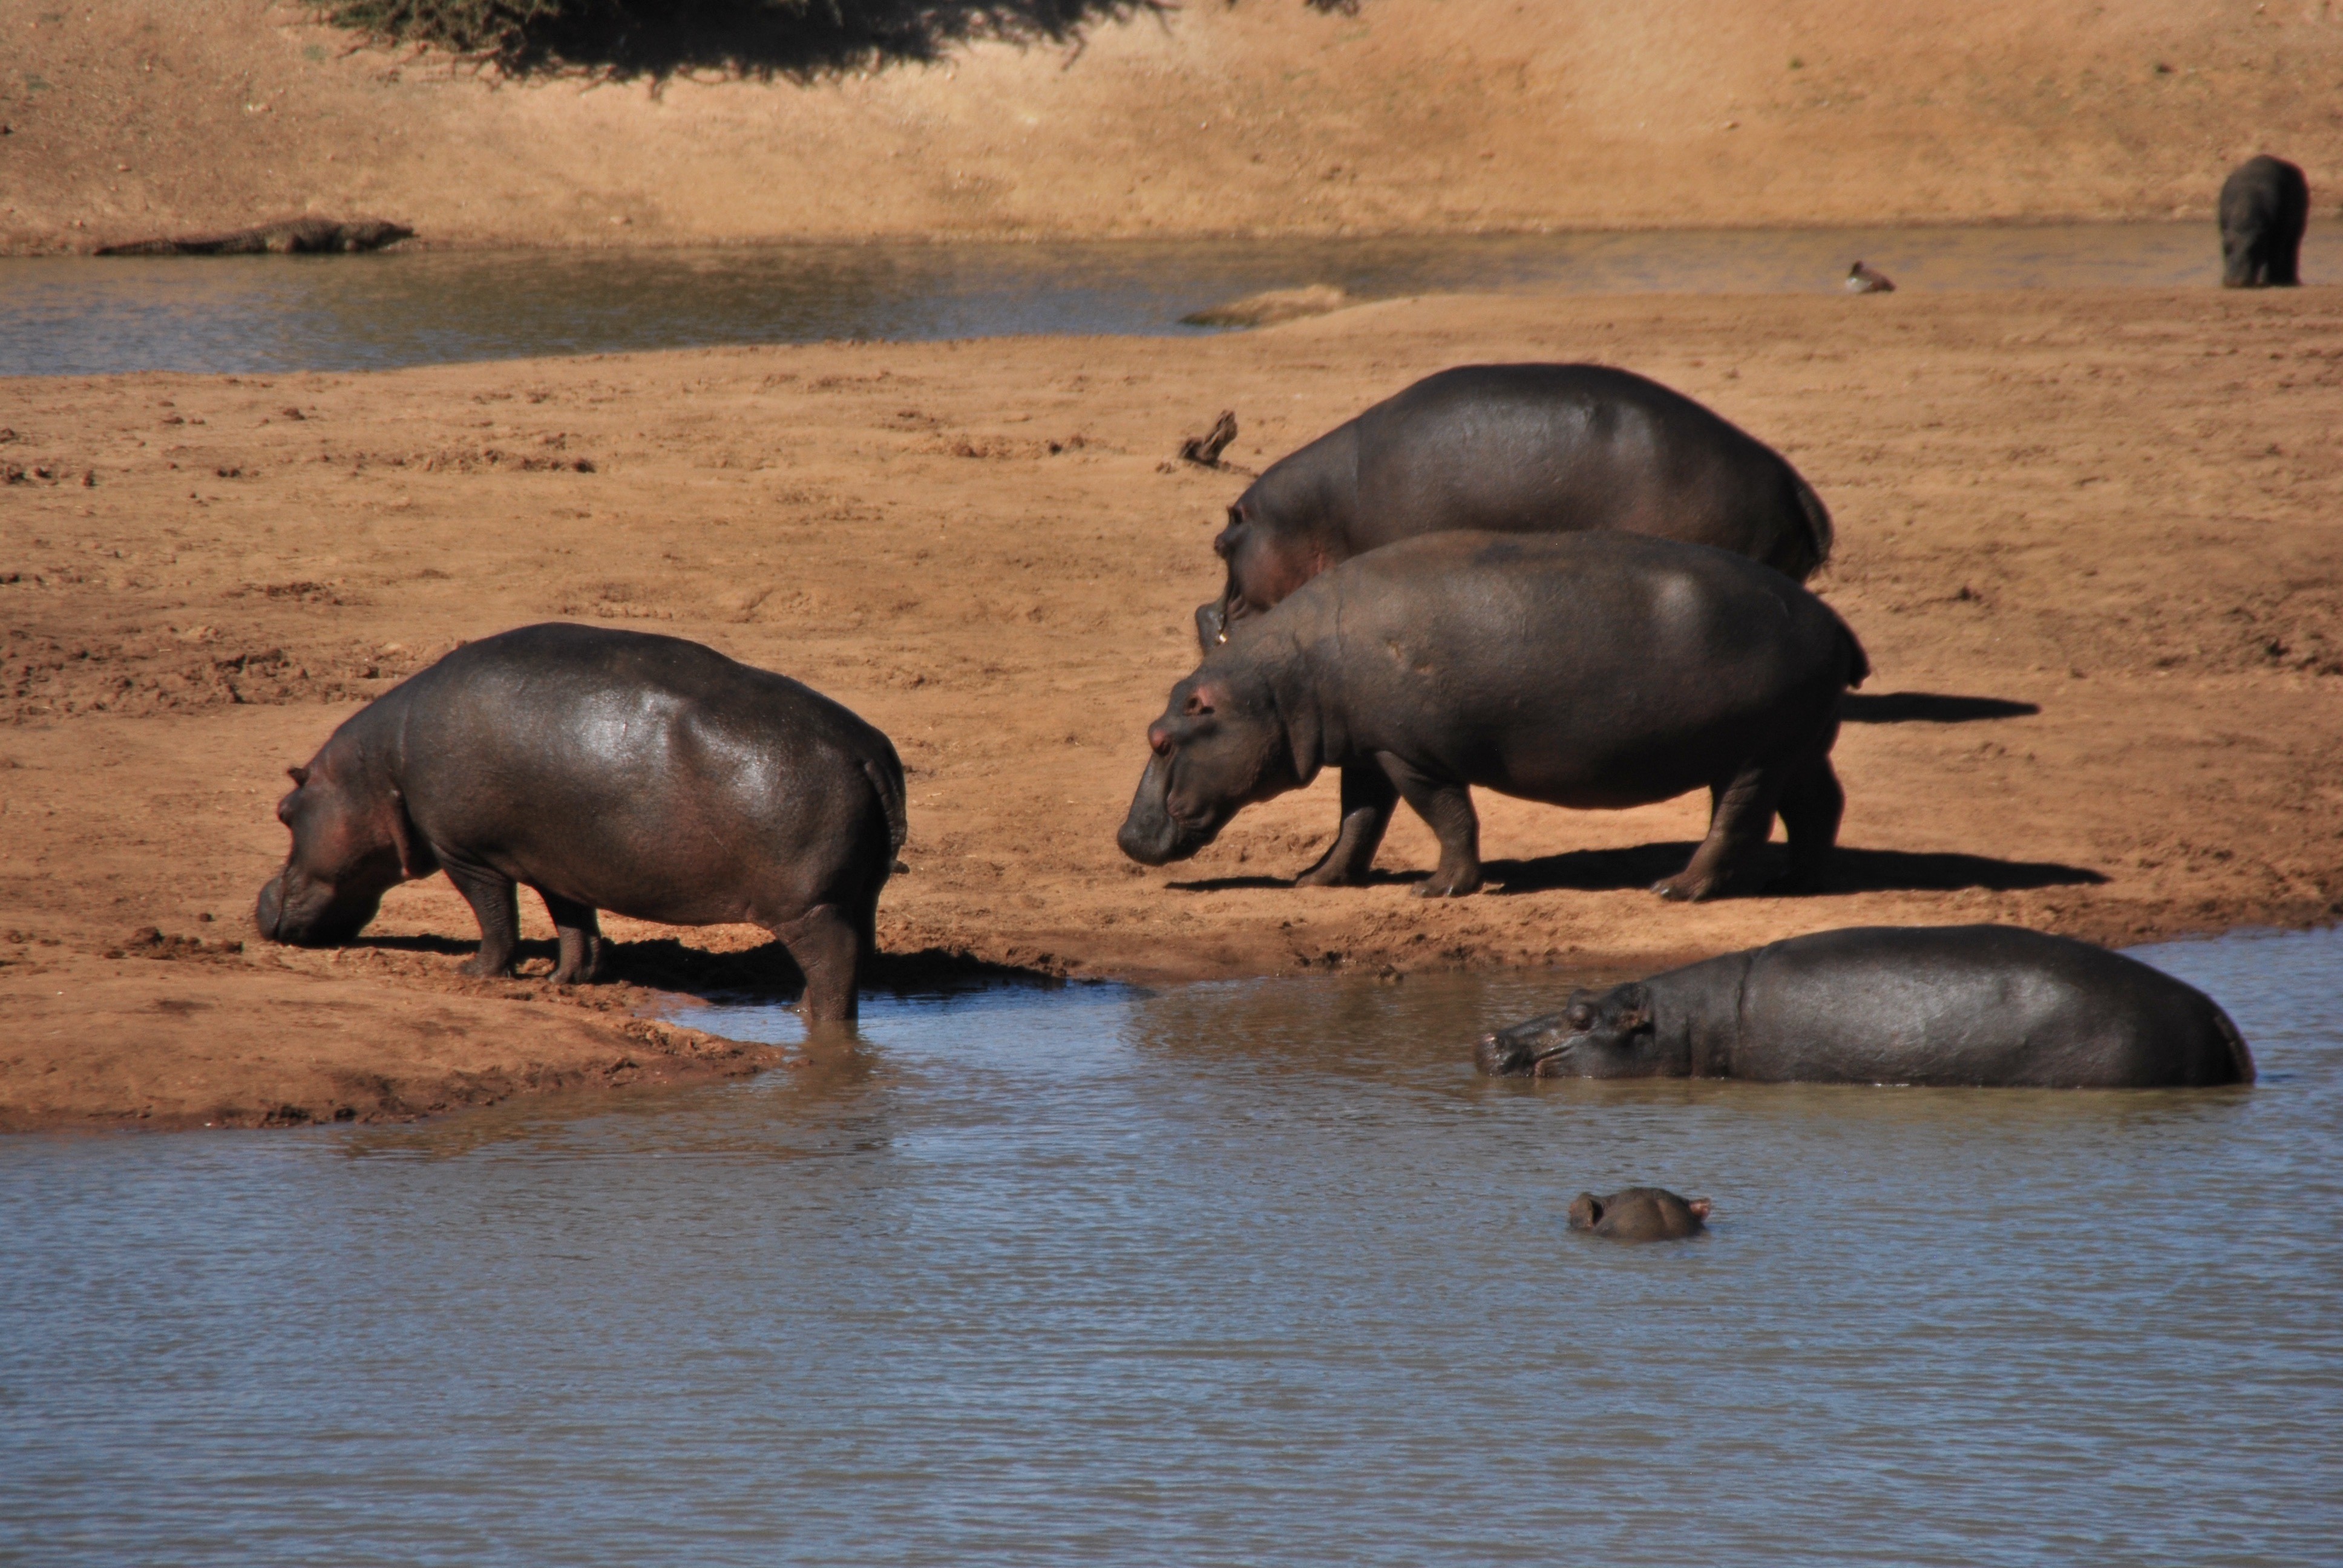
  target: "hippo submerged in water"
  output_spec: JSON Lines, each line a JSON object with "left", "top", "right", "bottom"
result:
{"left": 1476, "top": 925, "right": 2254, "bottom": 1088}
{"left": 1121, "top": 531, "right": 1866, "bottom": 900}
{"left": 257, "top": 623, "right": 906, "bottom": 1024}
{"left": 1569, "top": 1187, "right": 1712, "bottom": 1242}
{"left": 1194, "top": 362, "right": 1832, "bottom": 650}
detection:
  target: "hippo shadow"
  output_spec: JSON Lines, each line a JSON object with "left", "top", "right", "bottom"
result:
{"left": 350, "top": 932, "right": 1057, "bottom": 1002}
{"left": 1165, "top": 869, "right": 1431, "bottom": 894}
{"left": 1482, "top": 842, "right": 2105, "bottom": 897}
{"left": 1841, "top": 691, "right": 2040, "bottom": 724}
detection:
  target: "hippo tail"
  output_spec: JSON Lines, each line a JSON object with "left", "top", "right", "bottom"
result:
{"left": 1831, "top": 608, "right": 1870, "bottom": 691}
{"left": 1789, "top": 474, "right": 1835, "bottom": 580}
{"left": 2210, "top": 1002, "right": 2257, "bottom": 1085}
{"left": 863, "top": 756, "right": 909, "bottom": 875}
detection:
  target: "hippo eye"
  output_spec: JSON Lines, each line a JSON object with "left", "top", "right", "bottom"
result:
{"left": 1567, "top": 1003, "right": 1594, "bottom": 1030}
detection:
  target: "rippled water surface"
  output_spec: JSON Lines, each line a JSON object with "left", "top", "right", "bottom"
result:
{"left": 3, "top": 927, "right": 2339, "bottom": 1565}
{"left": 3, "top": 222, "right": 2329, "bottom": 377}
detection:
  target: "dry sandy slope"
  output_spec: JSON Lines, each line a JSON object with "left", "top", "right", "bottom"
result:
{"left": 2, "top": 286, "right": 2341, "bottom": 1128}
{"left": 2, "top": 0, "right": 2341, "bottom": 252}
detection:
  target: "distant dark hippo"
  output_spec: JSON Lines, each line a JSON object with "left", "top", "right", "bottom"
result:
{"left": 1193, "top": 362, "right": 1832, "bottom": 652}
{"left": 1569, "top": 1188, "right": 1712, "bottom": 1241}
{"left": 256, "top": 624, "right": 905, "bottom": 1024}
{"left": 97, "top": 218, "right": 414, "bottom": 256}
{"left": 1476, "top": 925, "right": 2255, "bottom": 1088}
{"left": 2219, "top": 155, "right": 2309, "bottom": 288}
{"left": 1120, "top": 531, "right": 1866, "bottom": 900}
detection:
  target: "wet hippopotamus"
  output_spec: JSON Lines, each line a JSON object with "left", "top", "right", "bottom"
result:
{"left": 255, "top": 623, "right": 906, "bottom": 1024}
{"left": 1193, "top": 362, "right": 1833, "bottom": 651}
{"left": 1119, "top": 531, "right": 1866, "bottom": 900}
{"left": 2219, "top": 155, "right": 2309, "bottom": 288}
{"left": 1476, "top": 925, "right": 2255, "bottom": 1088}
{"left": 1568, "top": 1188, "right": 1712, "bottom": 1241}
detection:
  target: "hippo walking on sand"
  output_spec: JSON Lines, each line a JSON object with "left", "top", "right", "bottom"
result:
{"left": 2219, "top": 155, "right": 2309, "bottom": 288}
{"left": 1121, "top": 531, "right": 1867, "bottom": 900}
{"left": 1194, "top": 363, "right": 1832, "bottom": 651}
{"left": 256, "top": 623, "right": 906, "bottom": 1024}
{"left": 1476, "top": 925, "right": 2255, "bottom": 1088}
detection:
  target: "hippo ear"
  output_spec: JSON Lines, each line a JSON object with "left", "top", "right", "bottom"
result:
{"left": 1688, "top": 1199, "right": 1713, "bottom": 1220}
{"left": 286, "top": 765, "right": 310, "bottom": 787}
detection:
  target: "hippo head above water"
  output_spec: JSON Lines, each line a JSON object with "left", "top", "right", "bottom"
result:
{"left": 1116, "top": 661, "right": 1308, "bottom": 867}
{"left": 1475, "top": 983, "right": 1684, "bottom": 1078}
{"left": 1568, "top": 1187, "right": 1712, "bottom": 1241}
{"left": 254, "top": 754, "right": 428, "bottom": 947}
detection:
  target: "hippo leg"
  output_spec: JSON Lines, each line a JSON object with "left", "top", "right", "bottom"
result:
{"left": 1771, "top": 751, "right": 1845, "bottom": 893}
{"left": 1653, "top": 763, "right": 1785, "bottom": 903}
{"left": 446, "top": 861, "right": 523, "bottom": 976}
{"left": 539, "top": 891, "right": 605, "bottom": 985}
{"left": 1378, "top": 754, "right": 1483, "bottom": 897}
{"left": 1294, "top": 762, "right": 1399, "bottom": 887}
{"left": 773, "top": 903, "right": 862, "bottom": 1028}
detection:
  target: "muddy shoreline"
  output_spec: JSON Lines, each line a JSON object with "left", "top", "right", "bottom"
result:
{"left": 4, "top": 287, "right": 2341, "bottom": 1130}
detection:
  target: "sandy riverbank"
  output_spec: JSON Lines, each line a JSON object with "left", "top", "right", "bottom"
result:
{"left": 3, "top": 285, "right": 2341, "bottom": 1129}
{"left": 3, "top": 1, "right": 2340, "bottom": 254}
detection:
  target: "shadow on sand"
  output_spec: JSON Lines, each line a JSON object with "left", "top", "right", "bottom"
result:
{"left": 1842, "top": 691, "right": 2041, "bottom": 724}
{"left": 350, "top": 932, "right": 1055, "bottom": 1003}
{"left": 1483, "top": 842, "right": 2103, "bottom": 897}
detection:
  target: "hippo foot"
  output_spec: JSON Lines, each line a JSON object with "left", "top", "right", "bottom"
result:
{"left": 1651, "top": 873, "right": 1722, "bottom": 903}
{"left": 1293, "top": 863, "right": 1370, "bottom": 889}
{"left": 457, "top": 952, "right": 514, "bottom": 979}
{"left": 549, "top": 949, "right": 605, "bottom": 986}
{"left": 1412, "top": 871, "right": 1484, "bottom": 899}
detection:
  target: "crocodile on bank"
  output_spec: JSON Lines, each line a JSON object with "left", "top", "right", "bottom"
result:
{"left": 95, "top": 218, "right": 414, "bottom": 256}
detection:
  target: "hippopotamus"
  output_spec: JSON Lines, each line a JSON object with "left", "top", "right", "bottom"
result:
{"left": 1193, "top": 362, "right": 1832, "bottom": 652}
{"left": 256, "top": 623, "right": 906, "bottom": 1024}
{"left": 1120, "top": 531, "right": 1866, "bottom": 899}
{"left": 1568, "top": 1188, "right": 1712, "bottom": 1241}
{"left": 2219, "top": 155, "right": 2309, "bottom": 288}
{"left": 1476, "top": 924, "right": 2255, "bottom": 1088}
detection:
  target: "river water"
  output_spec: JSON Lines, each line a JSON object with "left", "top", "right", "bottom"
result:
{"left": 2, "top": 926, "right": 2337, "bottom": 1565}
{"left": 2, "top": 222, "right": 2328, "bottom": 378}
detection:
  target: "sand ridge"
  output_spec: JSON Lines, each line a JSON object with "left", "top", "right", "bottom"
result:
{"left": 2, "top": 0, "right": 2341, "bottom": 253}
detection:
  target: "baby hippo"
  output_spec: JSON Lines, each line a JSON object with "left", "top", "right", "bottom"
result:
{"left": 256, "top": 623, "right": 906, "bottom": 1024}
{"left": 1568, "top": 1187, "right": 1712, "bottom": 1242}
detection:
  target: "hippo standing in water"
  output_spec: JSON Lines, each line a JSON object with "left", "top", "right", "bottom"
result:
{"left": 1193, "top": 363, "right": 1832, "bottom": 650}
{"left": 2219, "top": 155, "right": 2309, "bottom": 288}
{"left": 1568, "top": 1188, "right": 1712, "bottom": 1241}
{"left": 256, "top": 624, "right": 906, "bottom": 1024}
{"left": 1121, "top": 531, "right": 1866, "bottom": 899}
{"left": 1476, "top": 925, "right": 2255, "bottom": 1088}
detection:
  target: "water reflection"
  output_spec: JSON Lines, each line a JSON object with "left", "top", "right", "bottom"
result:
{"left": 3, "top": 221, "right": 2327, "bottom": 377}
{"left": 0, "top": 927, "right": 2335, "bottom": 1565}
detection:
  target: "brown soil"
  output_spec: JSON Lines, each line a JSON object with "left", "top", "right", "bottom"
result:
{"left": 4, "top": 286, "right": 2341, "bottom": 1129}
{"left": 3, "top": 0, "right": 2340, "bottom": 253}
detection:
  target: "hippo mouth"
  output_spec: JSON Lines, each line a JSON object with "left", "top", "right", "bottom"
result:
{"left": 1473, "top": 1026, "right": 1581, "bottom": 1077}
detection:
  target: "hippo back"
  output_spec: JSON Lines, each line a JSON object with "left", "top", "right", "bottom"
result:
{"left": 1288, "top": 531, "right": 1863, "bottom": 806}
{"left": 1729, "top": 924, "right": 2254, "bottom": 1088}
{"left": 391, "top": 624, "right": 903, "bottom": 928}
{"left": 1343, "top": 364, "right": 1832, "bottom": 581}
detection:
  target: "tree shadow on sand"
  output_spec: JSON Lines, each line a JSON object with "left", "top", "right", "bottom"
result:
{"left": 1482, "top": 841, "right": 2104, "bottom": 897}
{"left": 334, "top": 0, "right": 1175, "bottom": 80}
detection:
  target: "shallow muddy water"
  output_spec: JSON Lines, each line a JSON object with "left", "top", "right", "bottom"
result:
{"left": 4, "top": 926, "right": 2339, "bottom": 1565}
{"left": 2, "top": 222, "right": 2326, "bottom": 378}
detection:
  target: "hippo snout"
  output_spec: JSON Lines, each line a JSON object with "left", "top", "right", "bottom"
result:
{"left": 254, "top": 874, "right": 286, "bottom": 942}
{"left": 1476, "top": 1018, "right": 1573, "bottom": 1076}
